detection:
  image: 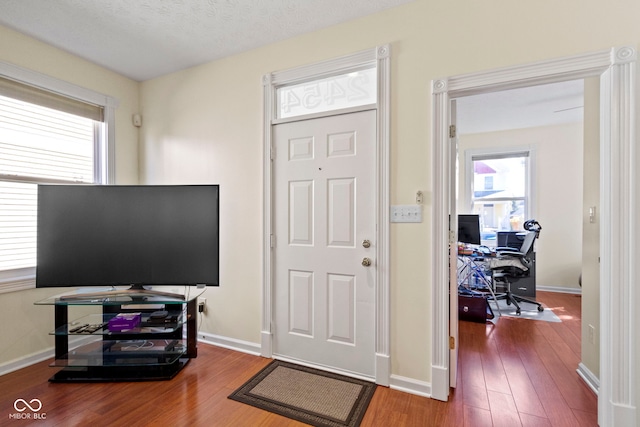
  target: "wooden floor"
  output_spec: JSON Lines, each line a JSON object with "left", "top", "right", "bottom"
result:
{"left": 0, "top": 291, "right": 596, "bottom": 426}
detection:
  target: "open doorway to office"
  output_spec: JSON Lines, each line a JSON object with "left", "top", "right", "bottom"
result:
{"left": 430, "top": 46, "right": 637, "bottom": 426}
{"left": 451, "top": 78, "right": 598, "bottom": 424}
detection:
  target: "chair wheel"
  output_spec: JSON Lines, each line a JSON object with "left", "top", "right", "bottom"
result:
{"left": 506, "top": 300, "right": 511, "bottom": 305}
{"left": 538, "top": 306, "right": 544, "bottom": 312}
{"left": 516, "top": 309, "right": 521, "bottom": 315}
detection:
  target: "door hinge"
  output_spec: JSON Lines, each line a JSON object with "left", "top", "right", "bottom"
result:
{"left": 270, "top": 234, "right": 276, "bottom": 248}
{"left": 449, "top": 230, "right": 456, "bottom": 245}
{"left": 449, "top": 124, "right": 456, "bottom": 138}
{"left": 270, "top": 146, "right": 275, "bottom": 160}
{"left": 449, "top": 336, "right": 456, "bottom": 350}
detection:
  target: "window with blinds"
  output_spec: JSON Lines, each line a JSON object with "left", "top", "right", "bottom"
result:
{"left": 0, "top": 76, "right": 105, "bottom": 277}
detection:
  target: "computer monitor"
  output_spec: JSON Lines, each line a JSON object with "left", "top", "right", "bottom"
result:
{"left": 458, "top": 214, "right": 481, "bottom": 245}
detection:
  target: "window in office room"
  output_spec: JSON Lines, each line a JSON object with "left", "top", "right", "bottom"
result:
{"left": 0, "top": 74, "right": 109, "bottom": 291}
{"left": 468, "top": 151, "right": 531, "bottom": 245}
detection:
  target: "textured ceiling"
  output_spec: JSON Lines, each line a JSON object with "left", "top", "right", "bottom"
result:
{"left": 0, "top": 0, "right": 415, "bottom": 81}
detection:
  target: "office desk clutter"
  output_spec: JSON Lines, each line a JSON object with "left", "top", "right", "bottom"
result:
{"left": 456, "top": 214, "right": 500, "bottom": 323}
{"left": 457, "top": 216, "right": 544, "bottom": 321}
{"left": 457, "top": 250, "right": 498, "bottom": 323}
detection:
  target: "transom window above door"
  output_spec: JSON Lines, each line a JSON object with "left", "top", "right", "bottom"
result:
{"left": 276, "top": 67, "right": 376, "bottom": 119}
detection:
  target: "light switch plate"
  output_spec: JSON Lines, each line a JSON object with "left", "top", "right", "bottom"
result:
{"left": 390, "top": 205, "right": 422, "bottom": 223}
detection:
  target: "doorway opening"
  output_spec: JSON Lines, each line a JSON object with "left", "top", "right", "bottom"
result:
{"left": 452, "top": 78, "right": 598, "bottom": 423}
{"left": 261, "top": 45, "right": 392, "bottom": 385}
{"left": 431, "top": 46, "right": 637, "bottom": 427}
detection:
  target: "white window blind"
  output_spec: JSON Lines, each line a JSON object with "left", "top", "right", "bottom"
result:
{"left": 0, "top": 78, "right": 104, "bottom": 274}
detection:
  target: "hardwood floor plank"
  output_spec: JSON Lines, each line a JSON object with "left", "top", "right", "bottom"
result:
{"left": 532, "top": 335, "right": 596, "bottom": 414}
{"left": 487, "top": 390, "right": 522, "bottom": 427}
{"left": 520, "top": 412, "right": 552, "bottom": 427}
{"left": 463, "top": 404, "right": 493, "bottom": 427}
{"left": 479, "top": 334, "right": 511, "bottom": 394}
{"left": 572, "top": 408, "right": 599, "bottom": 427}
{"left": 490, "top": 316, "right": 547, "bottom": 418}
{"left": 360, "top": 386, "right": 409, "bottom": 426}
{"left": 516, "top": 334, "right": 584, "bottom": 427}
{"left": 462, "top": 383, "right": 490, "bottom": 410}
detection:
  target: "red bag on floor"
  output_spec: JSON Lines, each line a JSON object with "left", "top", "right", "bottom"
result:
{"left": 458, "top": 294, "right": 493, "bottom": 323}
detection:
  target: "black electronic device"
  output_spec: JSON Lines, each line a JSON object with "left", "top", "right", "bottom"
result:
{"left": 36, "top": 185, "right": 220, "bottom": 290}
{"left": 149, "top": 310, "right": 169, "bottom": 320}
{"left": 497, "top": 231, "right": 525, "bottom": 249}
{"left": 457, "top": 214, "right": 481, "bottom": 245}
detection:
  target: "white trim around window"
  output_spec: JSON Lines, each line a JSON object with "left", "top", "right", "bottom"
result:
{"left": 0, "top": 61, "right": 118, "bottom": 294}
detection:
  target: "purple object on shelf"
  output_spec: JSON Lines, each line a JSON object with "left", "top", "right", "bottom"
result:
{"left": 108, "top": 312, "right": 141, "bottom": 332}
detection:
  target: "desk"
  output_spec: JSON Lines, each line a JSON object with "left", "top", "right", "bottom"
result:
{"left": 459, "top": 251, "right": 536, "bottom": 298}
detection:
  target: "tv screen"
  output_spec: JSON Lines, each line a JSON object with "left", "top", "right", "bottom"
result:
{"left": 36, "top": 185, "right": 220, "bottom": 288}
{"left": 457, "top": 214, "right": 481, "bottom": 245}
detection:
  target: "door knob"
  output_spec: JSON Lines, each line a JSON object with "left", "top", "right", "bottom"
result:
{"left": 362, "top": 239, "right": 371, "bottom": 248}
{"left": 362, "top": 257, "right": 372, "bottom": 267}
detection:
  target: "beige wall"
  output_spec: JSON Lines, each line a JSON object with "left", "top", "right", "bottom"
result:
{"left": 0, "top": 25, "right": 140, "bottom": 367}
{"left": 458, "top": 123, "right": 584, "bottom": 290}
{"left": 139, "top": 0, "right": 640, "bottom": 386}
{"left": 0, "top": 0, "right": 639, "bottom": 397}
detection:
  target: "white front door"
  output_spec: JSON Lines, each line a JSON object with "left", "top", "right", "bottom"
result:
{"left": 272, "top": 110, "right": 376, "bottom": 378}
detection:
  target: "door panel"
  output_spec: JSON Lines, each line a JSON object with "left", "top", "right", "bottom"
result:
{"left": 273, "top": 110, "right": 376, "bottom": 377}
{"left": 450, "top": 100, "right": 459, "bottom": 388}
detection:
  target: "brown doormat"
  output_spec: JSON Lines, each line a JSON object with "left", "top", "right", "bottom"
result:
{"left": 228, "top": 360, "right": 376, "bottom": 427}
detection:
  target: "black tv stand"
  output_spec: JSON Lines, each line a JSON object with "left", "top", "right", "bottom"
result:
{"left": 35, "top": 287, "right": 203, "bottom": 382}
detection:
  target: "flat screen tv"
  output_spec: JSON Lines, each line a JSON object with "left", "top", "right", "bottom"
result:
{"left": 36, "top": 185, "right": 220, "bottom": 290}
{"left": 457, "top": 214, "right": 481, "bottom": 245}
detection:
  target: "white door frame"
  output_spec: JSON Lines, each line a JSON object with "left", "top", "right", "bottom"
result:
{"left": 431, "top": 46, "right": 637, "bottom": 426}
{"left": 261, "top": 45, "right": 392, "bottom": 385}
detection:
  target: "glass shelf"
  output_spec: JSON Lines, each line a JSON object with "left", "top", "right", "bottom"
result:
{"left": 35, "top": 285, "right": 200, "bottom": 381}
{"left": 50, "top": 312, "right": 185, "bottom": 336}
{"left": 35, "top": 286, "right": 205, "bottom": 306}
{"left": 51, "top": 339, "right": 187, "bottom": 368}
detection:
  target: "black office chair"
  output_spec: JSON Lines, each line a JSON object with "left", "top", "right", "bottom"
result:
{"left": 489, "top": 224, "right": 544, "bottom": 315}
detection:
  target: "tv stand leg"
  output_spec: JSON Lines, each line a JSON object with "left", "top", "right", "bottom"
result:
{"left": 186, "top": 299, "right": 197, "bottom": 358}
{"left": 54, "top": 305, "right": 68, "bottom": 360}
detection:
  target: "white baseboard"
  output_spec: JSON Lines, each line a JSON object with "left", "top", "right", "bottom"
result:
{"left": 0, "top": 336, "right": 93, "bottom": 377}
{"left": 0, "top": 349, "right": 52, "bottom": 377}
{"left": 537, "top": 285, "right": 582, "bottom": 294}
{"left": 577, "top": 362, "right": 599, "bottom": 395}
{"left": 389, "top": 374, "right": 431, "bottom": 398}
{"left": 197, "top": 331, "right": 261, "bottom": 356}
{"left": 376, "top": 353, "right": 390, "bottom": 386}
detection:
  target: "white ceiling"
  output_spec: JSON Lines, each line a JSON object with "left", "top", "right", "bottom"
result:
{"left": 456, "top": 79, "right": 585, "bottom": 135}
{"left": 0, "top": 0, "right": 415, "bottom": 82}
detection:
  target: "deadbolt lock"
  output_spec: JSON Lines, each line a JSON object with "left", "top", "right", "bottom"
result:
{"left": 362, "top": 257, "right": 372, "bottom": 267}
{"left": 362, "top": 239, "right": 371, "bottom": 248}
